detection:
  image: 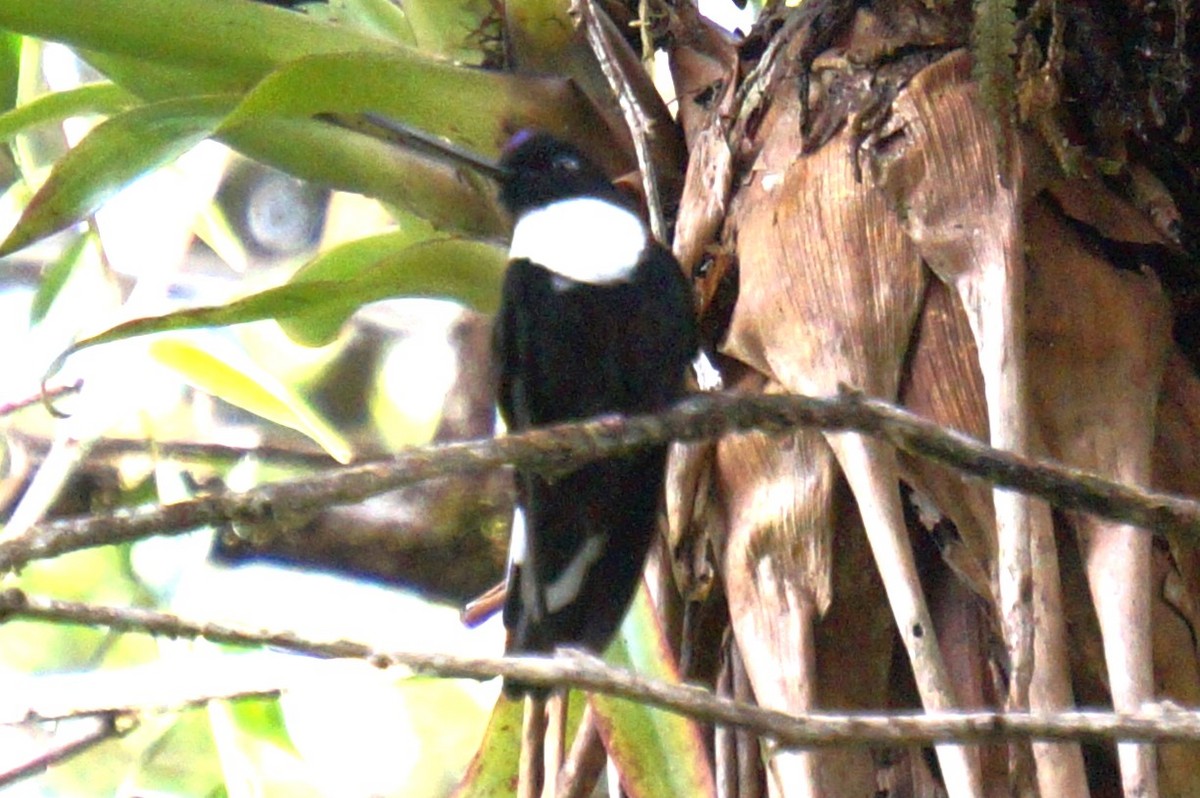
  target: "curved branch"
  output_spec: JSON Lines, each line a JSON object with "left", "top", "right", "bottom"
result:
{"left": 2, "top": 390, "right": 1198, "bottom": 573}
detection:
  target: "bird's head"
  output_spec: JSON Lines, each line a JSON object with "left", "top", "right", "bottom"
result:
{"left": 497, "top": 131, "right": 621, "bottom": 216}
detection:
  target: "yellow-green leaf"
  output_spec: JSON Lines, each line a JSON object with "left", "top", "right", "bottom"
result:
{"left": 1, "top": 31, "right": 20, "bottom": 114}
{"left": 54, "top": 237, "right": 505, "bottom": 365}
{"left": 219, "top": 50, "right": 589, "bottom": 158}
{"left": 149, "top": 334, "right": 353, "bottom": 463}
{"left": 279, "top": 236, "right": 507, "bottom": 346}
{"left": 0, "top": 0, "right": 399, "bottom": 94}
{"left": 0, "top": 94, "right": 232, "bottom": 257}
{"left": 222, "top": 117, "right": 508, "bottom": 238}
{"left": 334, "top": 0, "right": 416, "bottom": 46}
{"left": 0, "top": 82, "right": 138, "bottom": 142}
{"left": 450, "top": 694, "right": 523, "bottom": 798}
{"left": 379, "top": 0, "right": 491, "bottom": 63}
{"left": 593, "top": 586, "right": 717, "bottom": 798}
{"left": 30, "top": 229, "right": 95, "bottom": 324}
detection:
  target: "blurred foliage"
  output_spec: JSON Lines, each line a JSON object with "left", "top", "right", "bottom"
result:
{"left": 0, "top": 0, "right": 741, "bottom": 795}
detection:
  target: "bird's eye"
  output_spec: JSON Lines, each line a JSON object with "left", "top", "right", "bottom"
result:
{"left": 555, "top": 155, "right": 582, "bottom": 173}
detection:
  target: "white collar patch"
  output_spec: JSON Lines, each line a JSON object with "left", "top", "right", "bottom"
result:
{"left": 509, "top": 197, "right": 646, "bottom": 286}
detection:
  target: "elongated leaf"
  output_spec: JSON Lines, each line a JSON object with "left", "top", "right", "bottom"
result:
{"left": 82, "top": 48, "right": 252, "bottom": 102}
{"left": 0, "top": 94, "right": 232, "bottom": 257}
{"left": 30, "top": 229, "right": 95, "bottom": 324}
{"left": 290, "top": 227, "right": 435, "bottom": 286}
{"left": 225, "top": 117, "right": 509, "bottom": 238}
{"left": 57, "top": 237, "right": 505, "bottom": 367}
{"left": 450, "top": 694, "right": 523, "bottom": 798}
{"left": 279, "top": 237, "right": 506, "bottom": 345}
{"left": 592, "top": 586, "right": 716, "bottom": 798}
{"left": 65, "top": 55, "right": 506, "bottom": 238}
{"left": 59, "top": 282, "right": 341, "bottom": 358}
{"left": 0, "top": 31, "right": 19, "bottom": 114}
{"left": 0, "top": 82, "right": 138, "bottom": 142}
{"left": 0, "top": 0, "right": 398, "bottom": 94}
{"left": 286, "top": 237, "right": 506, "bottom": 344}
{"left": 220, "top": 50, "right": 594, "bottom": 157}
{"left": 149, "top": 334, "right": 353, "bottom": 463}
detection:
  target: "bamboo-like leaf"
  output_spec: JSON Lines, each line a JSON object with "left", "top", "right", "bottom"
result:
{"left": 0, "top": 82, "right": 138, "bottom": 142}
{"left": 450, "top": 694, "right": 523, "bottom": 798}
{"left": 274, "top": 228, "right": 435, "bottom": 337}
{"left": 36, "top": 54, "right": 508, "bottom": 237}
{"left": 592, "top": 587, "right": 717, "bottom": 798}
{"left": 149, "top": 334, "right": 353, "bottom": 463}
{"left": 56, "top": 237, "right": 504, "bottom": 369}
{"left": 0, "top": 95, "right": 232, "bottom": 257}
{"left": 59, "top": 282, "right": 339, "bottom": 357}
{"left": 30, "top": 230, "right": 95, "bottom": 324}
{"left": 223, "top": 117, "right": 509, "bottom": 239}
{"left": 219, "top": 50, "right": 591, "bottom": 157}
{"left": 278, "top": 237, "right": 507, "bottom": 345}
{"left": 0, "top": 0, "right": 398, "bottom": 94}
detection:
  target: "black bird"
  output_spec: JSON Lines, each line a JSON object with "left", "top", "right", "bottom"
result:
{"left": 491, "top": 132, "right": 697, "bottom": 694}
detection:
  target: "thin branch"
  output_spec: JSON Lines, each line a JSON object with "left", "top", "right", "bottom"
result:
{"left": 0, "top": 381, "right": 83, "bottom": 418}
{"left": 5, "top": 589, "right": 1200, "bottom": 747}
{"left": 8, "top": 687, "right": 281, "bottom": 726}
{"left": 0, "top": 713, "right": 129, "bottom": 787}
{"left": 8, "top": 428, "right": 337, "bottom": 468}
{"left": 1, "top": 654, "right": 292, "bottom": 725}
{"left": 3, "top": 391, "right": 1199, "bottom": 574}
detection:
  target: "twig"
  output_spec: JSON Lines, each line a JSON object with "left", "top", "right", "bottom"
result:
{"left": 0, "top": 381, "right": 83, "bottom": 418}
{"left": 1, "top": 654, "right": 291, "bottom": 724}
{"left": 0, "top": 713, "right": 129, "bottom": 787}
{"left": 5, "top": 589, "right": 1200, "bottom": 747}
{"left": 2, "top": 391, "right": 1199, "bottom": 574}
{"left": 8, "top": 428, "right": 337, "bottom": 467}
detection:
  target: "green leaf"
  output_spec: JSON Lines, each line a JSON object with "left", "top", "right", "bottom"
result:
{"left": 223, "top": 694, "right": 298, "bottom": 755}
{"left": 394, "top": 677, "right": 490, "bottom": 793}
{"left": 124, "top": 710, "right": 225, "bottom": 798}
{"left": 450, "top": 694, "right": 523, "bottom": 798}
{"left": 221, "top": 116, "right": 508, "bottom": 238}
{"left": 0, "top": 94, "right": 232, "bottom": 257}
{"left": 593, "top": 586, "right": 717, "bottom": 798}
{"left": 0, "top": 0, "right": 398, "bottom": 94}
{"left": 400, "top": 0, "right": 494, "bottom": 63}
{"left": 332, "top": 0, "right": 416, "bottom": 45}
{"left": 219, "top": 50, "right": 586, "bottom": 158}
{"left": 30, "top": 229, "right": 95, "bottom": 324}
{"left": 56, "top": 237, "right": 505, "bottom": 366}
{"left": 149, "top": 333, "right": 353, "bottom": 463}
{"left": 0, "top": 31, "right": 20, "bottom": 114}
{"left": 207, "top": 693, "right": 317, "bottom": 798}
{"left": 58, "top": 282, "right": 340, "bottom": 358}
{"left": 0, "top": 82, "right": 138, "bottom": 143}
{"left": 279, "top": 236, "right": 506, "bottom": 345}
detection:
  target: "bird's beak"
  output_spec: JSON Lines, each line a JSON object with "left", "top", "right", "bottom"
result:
{"left": 360, "top": 113, "right": 510, "bottom": 183}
